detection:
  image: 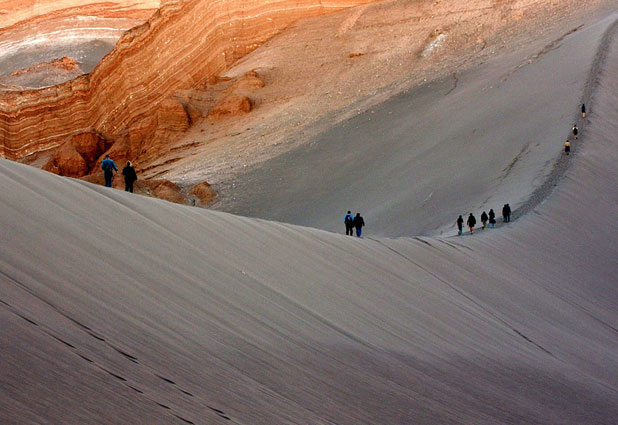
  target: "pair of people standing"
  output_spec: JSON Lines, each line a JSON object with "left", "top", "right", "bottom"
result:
{"left": 457, "top": 213, "right": 477, "bottom": 235}
{"left": 480, "top": 209, "right": 496, "bottom": 229}
{"left": 344, "top": 211, "right": 365, "bottom": 237}
{"left": 502, "top": 204, "right": 511, "bottom": 222}
{"left": 100, "top": 155, "right": 137, "bottom": 192}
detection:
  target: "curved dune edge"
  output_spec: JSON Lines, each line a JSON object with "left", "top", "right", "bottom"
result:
{"left": 0, "top": 17, "right": 617, "bottom": 425}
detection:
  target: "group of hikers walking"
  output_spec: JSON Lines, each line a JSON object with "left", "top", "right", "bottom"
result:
{"left": 344, "top": 211, "right": 365, "bottom": 237}
{"left": 456, "top": 103, "right": 585, "bottom": 235}
{"left": 456, "top": 204, "right": 510, "bottom": 235}
{"left": 100, "top": 154, "right": 138, "bottom": 192}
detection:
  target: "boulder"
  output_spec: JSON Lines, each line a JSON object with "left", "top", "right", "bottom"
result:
{"left": 207, "top": 94, "right": 252, "bottom": 119}
{"left": 150, "top": 180, "right": 188, "bottom": 205}
{"left": 43, "top": 141, "right": 88, "bottom": 177}
{"left": 190, "top": 181, "right": 217, "bottom": 205}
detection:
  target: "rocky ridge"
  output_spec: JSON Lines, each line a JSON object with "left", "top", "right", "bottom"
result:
{"left": 0, "top": 0, "right": 377, "bottom": 204}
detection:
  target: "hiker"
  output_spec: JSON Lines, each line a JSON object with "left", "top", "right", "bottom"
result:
{"left": 456, "top": 215, "right": 464, "bottom": 236}
{"left": 502, "top": 203, "right": 511, "bottom": 223}
{"left": 353, "top": 213, "right": 365, "bottom": 238}
{"left": 122, "top": 161, "right": 138, "bottom": 193}
{"left": 101, "top": 154, "right": 118, "bottom": 188}
{"left": 572, "top": 124, "right": 578, "bottom": 139}
{"left": 467, "top": 213, "right": 476, "bottom": 234}
{"left": 480, "top": 211, "right": 488, "bottom": 229}
{"left": 488, "top": 209, "right": 496, "bottom": 228}
{"left": 344, "top": 211, "right": 354, "bottom": 236}
{"left": 581, "top": 103, "right": 586, "bottom": 118}
{"left": 564, "top": 140, "right": 571, "bottom": 155}
{"left": 488, "top": 210, "right": 496, "bottom": 228}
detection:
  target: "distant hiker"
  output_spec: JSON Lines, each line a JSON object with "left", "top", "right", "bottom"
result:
{"left": 489, "top": 208, "right": 496, "bottom": 229}
{"left": 456, "top": 215, "right": 464, "bottom": 236}
{"left": 122, "top": 161, "right": 138, "bottom": 193}
{"left": 564, "top": 140, "right": 571, "bottom": 155}
{"left": 572, "top": 124, "right": 578, "bottom": 139}
{"left": 502, "top": 203, "right": 511, "bottom": 223}
{"left": 467, "top": 213, "right": 476, "bottom": 234}
{"left": 480, "top": 211, "right": 488, "bottom": 229}
{"left": 581, "top": 103, "right": 586, "bottom": 118}
{"left": 101, "top": 154, "right": 118, "bottom": 188}
{"left": 353, "top": 213, "right": 365, "bottom": 238}
{"left": 344, "top": 211, "right": 354, "bottom": 236}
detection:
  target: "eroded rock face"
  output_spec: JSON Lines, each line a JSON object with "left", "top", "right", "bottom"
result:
{"left": 43, "top": 142, "right": 88, "bottom": 177}
{"left": 0, "top": 0, "right": 376, "bottom": 164}
{"left": 43, "top": 132, "right": 110, "bottom": 177}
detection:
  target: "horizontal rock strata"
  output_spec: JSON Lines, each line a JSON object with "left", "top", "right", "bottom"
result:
{"left": 0, "top": 0, "right": 377, "bottom": 165}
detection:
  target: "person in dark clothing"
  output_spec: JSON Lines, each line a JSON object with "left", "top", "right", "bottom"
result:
{"left": 344, "top": 211, "right": 354, "bottom": 236}
{"left": 122, "top": 161, "right": 138, "bottom": 193}
{"left": 100, "top": 154, "right": 118, "bottom": 188}
{"left": 502, "top": 204, "right": 511, "bottom": 223}
{"left": 488, "top": 209, "right": 496, "bottom": 228}
{"left": 572, "top": 124, "right": 578, "bottom": 139}
{"left": 564, "top": 140, "right": 571, "bottom": 155}
{"left": 353, "top": 213, "right": 365, "bottom": 237}
{"left": 480, "top": 211, "right": 488, "bottom": 229}
{"left": 467, "top": 213, "right": 476, "bottom": 234}
{"left": 456, "top": 215, "right": 464, "bottom": 236}
{"left": 581, "top": 103, "right": 586, "bottom": 118}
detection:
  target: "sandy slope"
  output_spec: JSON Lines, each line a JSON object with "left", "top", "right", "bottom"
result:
{"left": 1, "top": 18, "right": 617, "bottom": 423}
{"left": 214, "top": 10, "right": 618, "bottom": 238}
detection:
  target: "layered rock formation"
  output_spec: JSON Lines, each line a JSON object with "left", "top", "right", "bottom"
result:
{"left": 0, "top": 0, "right": 159, "bottom": 31}
{"left": 0, "top": 0, "right": 377, "bottom": 176}
{"left": 0, "top": 1, "right": 160, "bottom": 87}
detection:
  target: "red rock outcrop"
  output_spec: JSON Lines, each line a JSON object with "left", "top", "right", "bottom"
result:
{"left": 207, "top": 94, "right": 253, "bottom": 119}
{"left": 10, "top": 57, "right": 79, "bottom": 76}
{"left": 0, "top": 0, "right": 377, "bottom": 164}
{"left": 147, "top": 179, "right": 188, "bottom": 204}
{"left": 43, "top": 132, "right": 110, "bottom": 177}
{"left": 189, "top": 181, "right": 216, "bottom": 205}
{"left": 43, "top": 141, "right": 89, "bottom": 177}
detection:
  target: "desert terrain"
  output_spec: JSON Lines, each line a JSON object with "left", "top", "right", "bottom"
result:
{"left": 1, "top": 0, "right": 617, "bottom": 424}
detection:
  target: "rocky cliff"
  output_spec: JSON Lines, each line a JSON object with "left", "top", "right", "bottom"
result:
{"left": 0, "top": 0, "right": 377, "bottom": 178}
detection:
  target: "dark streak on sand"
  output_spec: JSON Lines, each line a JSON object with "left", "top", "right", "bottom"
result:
{"left": 174, "top": 414, "right": 196, "bottom": 424}
{"left": 156, "top": 374, "right": 177, "bottom": 385}
{"left": 502, "top": 25, "right": 584, "bottom": 82}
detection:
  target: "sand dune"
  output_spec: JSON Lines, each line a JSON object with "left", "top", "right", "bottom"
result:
{"left": 216, "top": 11, "right": 618, "bottom": 238}
{"left": 1, "top": 7, "right": 617, "bottom": 425}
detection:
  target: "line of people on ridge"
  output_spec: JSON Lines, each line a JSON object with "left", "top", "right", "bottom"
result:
{"left": 344, "top": 211, "right": 365, "bottom": 237}
{"left": 100, "top": 154, "right": 138, "bottom": 192}
{"left": 456, "top": 203, "right": 511, "bottom": 236}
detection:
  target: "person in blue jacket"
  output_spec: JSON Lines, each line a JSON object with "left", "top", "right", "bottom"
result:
{"left": 344, "top": 211, "right": 354, "bottom": 236}
{"left": 101, "top": 154, "right": 118, "bottom": 188}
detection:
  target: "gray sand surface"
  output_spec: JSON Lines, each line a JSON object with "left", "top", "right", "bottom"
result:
{"left": 1, "top": 9, "right": 617, "bottom": 425}
{"left": 215, "top": 12, "right": 618, "bottom": 238}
